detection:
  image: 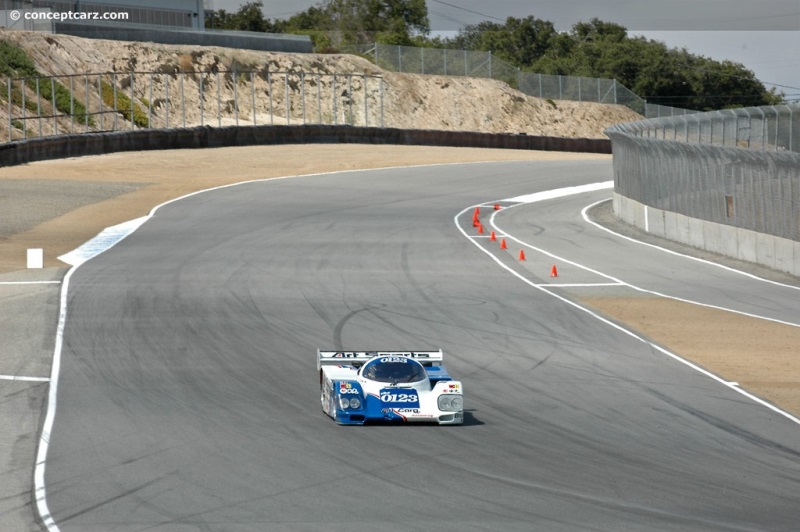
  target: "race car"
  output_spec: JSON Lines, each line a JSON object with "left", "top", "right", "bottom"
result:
{"left": 318, "top": 350, "right": 463, "bottom": 425}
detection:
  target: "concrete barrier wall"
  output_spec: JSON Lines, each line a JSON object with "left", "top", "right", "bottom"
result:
{"left": 614, "top": 192, "right": 800, "bottom": 277}
{"left": 0, "top": 125, "right": 611, "bottom": 168}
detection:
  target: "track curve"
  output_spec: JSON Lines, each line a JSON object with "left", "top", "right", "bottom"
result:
{"left": 43, "top": 160, "right": 800, "bottom": 531}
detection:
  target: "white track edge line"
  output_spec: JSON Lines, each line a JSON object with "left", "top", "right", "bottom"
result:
{"left": 581, "top": 198, "right": 800, "bottom": 292}
{"left": 488, "top": 193, "right": 800, "bottom": 329}
{"left": 458, "top": 198, "right": 800, "bottom": 427}
{"left": 0, "top": 281, "right": 61, "bottom": 285}
{"left": 0, "top": 375, "right": 50, "bottom": 382}
{"left": 34, "top": 158, "right": 548, "bottom": 532}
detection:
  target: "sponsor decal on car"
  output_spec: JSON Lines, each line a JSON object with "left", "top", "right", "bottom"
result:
{"left": 379, "top": 389, "right": 420, "bottom": 408}
{"left": 338, "top": 382, "right": 360, "bottom": 394}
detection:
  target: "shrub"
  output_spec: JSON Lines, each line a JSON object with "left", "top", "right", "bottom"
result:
{"left": 100, "top": 80, "right": 149, "bottom": 128}
{"left": 0, "top": 40, "right": 95, "bottom": 127}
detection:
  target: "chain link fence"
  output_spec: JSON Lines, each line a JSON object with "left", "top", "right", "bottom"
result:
{"left": 1, "top": 69, "right": 385, "bottom": 142}
{"left": 606, "top": 104, "right": 800, "bottom": 242}
{"left": 356, "top": 43, "right": 691, "bottom": 118}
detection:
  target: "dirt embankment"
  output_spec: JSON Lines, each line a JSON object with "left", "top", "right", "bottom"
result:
{"left": 0, "top": 30, "right": 642, "bottom": 140}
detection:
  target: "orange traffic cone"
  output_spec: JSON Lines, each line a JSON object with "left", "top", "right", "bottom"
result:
{"left": 518, "top": 249, "right": 526, "bottom": 261}
{"left": 500, "top": 238, "right": 507, "bottom": 250}
{"left": 489, "top": 230, "right": 497, "bottom": 241}
{"left": 550, "top": 265, "right": 558, "bottom": 277}
{"left": 477, "top": 223, "right": 484, "bottom": 234}
{"left": 494, "top": 203, "right": 501, "bottom": 210}
{"left": 473, "top": 207, "right": 480, "bottom": 219}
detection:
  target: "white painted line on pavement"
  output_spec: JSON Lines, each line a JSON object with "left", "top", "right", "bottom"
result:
{"left": 37, "top": 159, "right": 545, "bottom": 532}
{"left": 0, "top": 281, "right": 60, "bottom": 285}
{"left": 581, "top": 198, "right": 800, "bottom": 292}
{"left": 457, "top": 182, "right": 800, "bottom": 427}
{"left": 58, "top": 216, "right": 149, "bottom": 266}
{"left": 0, "top": 374, "right": 50, "bottom": 382}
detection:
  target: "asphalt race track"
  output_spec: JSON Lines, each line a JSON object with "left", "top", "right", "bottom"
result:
{"left": 43, "top": 160, "right": 800, "bottom": 531}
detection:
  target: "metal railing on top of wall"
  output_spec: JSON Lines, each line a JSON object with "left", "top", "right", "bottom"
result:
{"left": 2, "top": 69, "right": 384, "bottom": 143}
{"left": 606, "top": 104, "right": 800, "bottom": 244}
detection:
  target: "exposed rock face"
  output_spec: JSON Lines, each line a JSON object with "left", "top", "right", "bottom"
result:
{"left": 0, "top": 30, "right": 642, "bottom": 140}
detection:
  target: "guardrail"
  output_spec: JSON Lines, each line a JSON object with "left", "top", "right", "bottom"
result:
{"left": 606, "top": 104, "right": 800, "bottom": 276}
{"left": 610, "top": 104, "right": 800, "bottom": 152}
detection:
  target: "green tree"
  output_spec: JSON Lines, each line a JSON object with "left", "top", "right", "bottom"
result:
{"left": 524, "top": 18, "right": 781, "bottom": 110}
{"left": 284, "top": 0, "right": 429, "bottom": 48}
{"left": 205, "top": 1, "right": 276, "bottom": 32}
{"left": 445, "top": 16, "right": 556, "bottom": 67}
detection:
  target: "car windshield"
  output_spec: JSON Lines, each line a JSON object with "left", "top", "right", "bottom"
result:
{"left": 362, "top": 357, "right": 426, "bottom": 384}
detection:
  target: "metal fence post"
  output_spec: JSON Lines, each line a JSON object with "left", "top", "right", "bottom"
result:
{"left": 216, "top": 71, "right": 221, "bottom": 127}
{"left": 112, "top": 73, "right": 118, "bottom": 131}
{"left": 130, "top": 72, "right": 135, "bottom": 130}
{"left": 251, "top": 71, "right": 256, "bottom": 125}
{"left": 148, "top": 72, "right": 153, "bottom": 129}
{"left": 83, "top": 74, "right": 90, "bottom": 129}
{"left": 97, "top": 75, "right": 103, "bottom": 132}
{"left": 301, "top": 71, "right": 306, "bottom": 124}
{"left": 199, "top": 71, "right": 204, "bottom": 126}
{"left": 364, "top": 75, "right": 368, "bottom": 127}
{"left": 180, "top": 72, "right": 185, "bottom": 128}
{"left": 316, "top": 73, "right": 321, "bottom": 124}
{"left": 380, "top": 76, "right": 384, "bottom": 127}
{"left": 285, "top": 71, "right": 290, "bottom": 126}
{"left": 268, "top": 71, "right": 273, "bottom": 125}
{"left": 70, "top": 75, "right": 74, "bottom": 133}
{"left": 36, "top": 77, "right": 42, "bottom": 137}
{"left": 165, "top": 74, "right": 170, "bottom": 129}
{"left": 333, "top": 74, "right": 337, "bottom": 125}
{"left": 233, "top": 69, "right": 239, "bottom": 127}
{"left": 348, "top": 74, "right": 353, "bottom": 125}
{"left": 6, "top": 77, "right": 10, "bottom": 141}
{"left": 772, "top": 106, "right": 779, "bottom": 150}
{"left": 20, "top": 80, "right": 25, "bottom": 139}
{"left": 51, "top": 77, "right": 57, "bottom": 135}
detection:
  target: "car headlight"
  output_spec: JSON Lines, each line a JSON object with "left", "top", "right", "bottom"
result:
{"left": 450, "top": 395, "right": 463, "bottom": 411}
{"left": 338, "top": 396, "right": 362, "bottom": 410}
{"left": 438, "top": 394, "right": 463, "bottom": 412}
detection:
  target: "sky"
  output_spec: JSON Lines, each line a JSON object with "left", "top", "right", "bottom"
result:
{"left": 208, "top": 0, "right": 800, "bottom": 101}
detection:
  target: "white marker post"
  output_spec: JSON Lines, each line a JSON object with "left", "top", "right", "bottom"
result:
{"left": 27, "top": 248, "right": 43, "bottom": 269}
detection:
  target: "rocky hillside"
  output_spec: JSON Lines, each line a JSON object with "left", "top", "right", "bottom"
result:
{"left": 0, "top": 31, "right": 642, "bottom": 141}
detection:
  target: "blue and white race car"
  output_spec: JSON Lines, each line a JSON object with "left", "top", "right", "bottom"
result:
{"left": 318, "top": 350, "right": 463, "bottom": 425}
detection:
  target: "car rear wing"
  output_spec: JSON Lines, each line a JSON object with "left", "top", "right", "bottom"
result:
{"left": 317, "top": 350, "right": 444, "bottom": 369}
